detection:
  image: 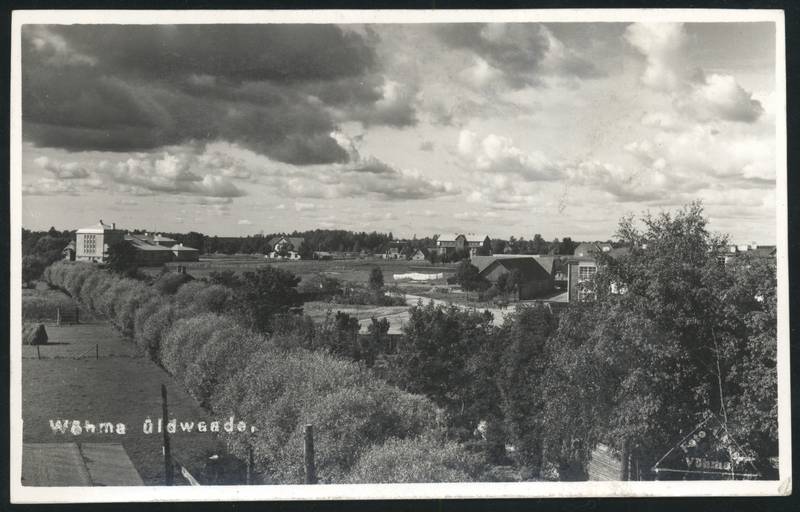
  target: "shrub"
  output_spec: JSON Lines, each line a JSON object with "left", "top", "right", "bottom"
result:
{"left": 272, "top": 383, "right": 440, "bottom": 483}
{"left": 21, "top": 289, "right": 76, "bottom": 322}
{"left": 22, "top": 322, "right": 48, "bottom": 345}
{"left": 183, "top": 324, "right": 265, "bottom": 407}
{"left": 173, "top": 281, "right": 234, "bottom": 315}
{"left": 213, "top": 349, "right": 369, "bottom": 479}
{"left": 345, "top": 435, "right": 482, "bottom": 483}
{"left": 139, "top": 302, "right": 176, "bottom": 358}
{"left": 154, "top": 271, "right": 194, "bottom": 295}
{"left": 133, "top": 295, "right": 168, "bottom": 351}
{"left": 160, "top": 313, "right": 239, "bottom": 379}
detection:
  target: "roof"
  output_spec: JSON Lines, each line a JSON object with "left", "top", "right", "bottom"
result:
{"left": 437, "top": 233, "right": 464, "bottom": 243}
{"left": 472, "top": 254, "right": 557, "bottom": 274}
{"left": 125, "top": 235, "right": 173, "bottom": 251}
{"left": 268, "top": 236, "right": 305, "bottom": 248}
{"left": 479, "top": 257, "right": 553, "bottom": 282}
{"left": 77, "top": 220, "right": 118, "bottom": 234}
{"left": 171, "top": 243, "right": 198, "bottom": 252}
{"left": 464, "top": 233, "right": 490, "bottom": 243}
{"left": 152, "top": 234, "right": 176, "bottom": 243}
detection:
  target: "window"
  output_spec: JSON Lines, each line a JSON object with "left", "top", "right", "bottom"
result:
{"left": 82, "top": 234, "right": 97, "bottom": 254}
{"left": 577, "top": 265, "right": 596, "bottom": 301}
{"left": 578, "top": 265, "right": 596, "bottom": 281}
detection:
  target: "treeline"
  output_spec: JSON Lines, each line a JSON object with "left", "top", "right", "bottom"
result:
{"left": 22, "top": 228, "right": 72, "bottom": 287}
{"left": 42, "top": 261, "right": 489, "bottom": 483}
{"left": 202, "top": 230, "right": 398, "bottom": 256}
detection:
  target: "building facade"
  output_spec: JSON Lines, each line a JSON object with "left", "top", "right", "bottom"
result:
{"left": 75, "top": 220, "right": 125, "bottom": 263}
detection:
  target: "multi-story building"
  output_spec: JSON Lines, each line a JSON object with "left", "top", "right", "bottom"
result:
{"left": 75, "top": 220, "right": 125, "bottom": 263}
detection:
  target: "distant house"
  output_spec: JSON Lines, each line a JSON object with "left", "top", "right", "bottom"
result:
{"left": 266, "top": 235, "right": 305, "bottom": 260}
{"left": 566, "top": 245, "right": 630, "bottom": 302}
{"left": 62, "top": 241, "right": 76, "bottom": 261}
{"left": 383, "top": 242, "right": 406, "bottom": 260}
{"left": 75, "top": 220, "right": 125, "bottom": 263}
{"left": 478, "top": 256, "right": 556, "bottom": 300}
{"left": 171, "top": 243, "right": 200, "bottom": 262}
{"left": 268, "top": 236, "right": 305, "bottom": 253}
{"left": 411, "top": 248, "right": 429, "bottom": 261}
{"left": 125, "top": 234, "right": 175, "bottom": 266}
{"left": 725, "top": 242, "right": 776, "bottom": 264}
{"left": 435, "top": 233, "right": 491, "bottom": 257}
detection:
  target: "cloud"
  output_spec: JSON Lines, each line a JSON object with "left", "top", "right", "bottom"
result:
{"left": 294, "top": 201, "right": 316, "bottom": 212}
{"left": 237, "top": 219, "right": 253, "bottom": 225}
{"left": 419, "top": 140, "right": 435, "bottom": 151}
{"left": 437, "top": 23, "right": 602, "bottom": 89}
{"left": 22, "top": 178, "right": 81, "bottom": 196}
{"left": 109, "top": 150, "right": 246, "bottom": 198}
{"left": 457, "top": 129, "right": 561, "bottom": 181}
{"left": 21, "top": 25, "right": 418, "bottom": 162}
{"left": 625, "top": 23, "right": 763, "bottom": 123}
{"left": 34, "top": 156, "right": 90, "bottom": 179}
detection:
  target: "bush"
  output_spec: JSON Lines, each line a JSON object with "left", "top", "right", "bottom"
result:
{"left": 273, "top": 383, "right": 440, "bottom": 483}
{"left": 213, "top": 349, "right": 369, "bottom": 480}
{"left": 345, "top": 435, "right": 481, "bottom": 483}
{"left": 22, "top": 322, "right": 48, "bottom": 345}
{"left": 138, "top": 302, "right": 176, "bottom": 358}
{"left": 183, "top": 324, "right": 265, "bottom": 407}
{"left": 174, "top": 281, "right": 234, "bottom": 315}
{"left": 154, "top": 272, "right": 193, "bottom": 295}
{"left": 21, "top": 289, "right": 77, "bottom": 322}
{"left": 160, "top": 313, "right": 239, "bottom": 379}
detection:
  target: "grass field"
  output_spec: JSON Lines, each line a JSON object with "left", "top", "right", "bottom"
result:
{"left": 147, "top": 255, "right": 457, "bottom": 286}
{"left": 21, "top": 320, "right": 236, "bottom": 485}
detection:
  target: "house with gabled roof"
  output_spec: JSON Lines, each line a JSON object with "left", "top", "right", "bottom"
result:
{"left": 478, "top": 256, "right": 556, "bottom": 300}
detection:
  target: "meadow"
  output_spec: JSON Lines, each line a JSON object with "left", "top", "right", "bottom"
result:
{"left": 149, "top": 255, "right": 457, "bottom": 286}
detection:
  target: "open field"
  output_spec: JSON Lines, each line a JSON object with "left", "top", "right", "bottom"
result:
{"left": 148, "top": 255, "right": 457, "bottom": 286}
{"left": 21, "top": 321, "right": 233, "bottom": 485}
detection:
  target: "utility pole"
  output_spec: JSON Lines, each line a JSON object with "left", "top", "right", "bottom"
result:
{"left": 304, "top": 424, "right": 316, "bottom": 484}
{"left": 161, "top": 384, "right": 174, "bottom": 485}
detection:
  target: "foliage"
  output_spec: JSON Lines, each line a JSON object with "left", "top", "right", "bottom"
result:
{"left": 345, "top": 435, "right": 482, "bottom": 483}
{"left": 22, "top": 256, "right": 48, "bottom": 287}
{"left": 236, "top": 266, "right": 303, "bottom": 332}
{"left": 452, "top": 261, "right": 488, "bottom": 291}
{"left": 154, "top": 271, "right": 194, "bottom": 295}
{"left": 393, "top": 302, "right": 496, "bottom": 438}
{"left": 368, "top": 266, "right": 384, "bottom": 291}
{"left": 106, "top": 239, "right": 139, "bottom": 275}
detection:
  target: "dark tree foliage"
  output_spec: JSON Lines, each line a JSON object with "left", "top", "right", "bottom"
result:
{"left": 542, "top": 202, "right": 778, "bottom": 478}
{"left": 453, "top": 261, "right": 488, "bottom": 291}
{"left": 236, "top": 266, "right": 303, "bottom": 333}
{"left": 393, "top": 302, "right": 496, "bottom": 438}
{"left": 368, "top": 267, "right": 384, "bottom": 291}
{"left": 106, "top": 240, "right": 138, "bottom": 276}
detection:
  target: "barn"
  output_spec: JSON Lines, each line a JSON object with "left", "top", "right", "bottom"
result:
{"left": 478, "top": 257, "right": 555, "bottom": 300}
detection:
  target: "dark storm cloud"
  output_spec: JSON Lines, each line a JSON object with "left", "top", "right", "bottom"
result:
{"left": 435, "top": 23, "right": 602, "bottom": 88}
{"left": 21, "top": 24, "right": 414, "bottom": 163}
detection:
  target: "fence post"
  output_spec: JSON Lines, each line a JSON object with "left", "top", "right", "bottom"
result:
{"left": 56, "top": 307, "right": 61, "bottom": 326}
{"left": 96, "top": 344, "right": 99, "bottom": 360}
{"left": 304, "top": 424, "right": 316, "bottom": 484}
{"left": 161, "top": 384, "right": 174, "bottom": 486}
{"left": 36, "top": 345, "right": 41, "bottom": 360}
{"left": 76, "top": 306, "right": 80, "bottom": 324}
{"left": 246, "top": 445, "right": 254, "bottom": 485}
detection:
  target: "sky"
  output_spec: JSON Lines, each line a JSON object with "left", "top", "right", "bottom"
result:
{"left": 19, "top": 21, "right": 779, "bottom": 243}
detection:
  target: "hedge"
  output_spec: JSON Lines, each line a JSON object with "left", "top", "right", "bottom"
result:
{"left": 42, "top": 261, "right": 480, "bottom": 484}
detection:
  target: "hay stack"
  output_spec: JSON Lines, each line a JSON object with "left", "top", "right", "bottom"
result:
{"left": 23, "top": 322, "right": 48, "bottom": 345}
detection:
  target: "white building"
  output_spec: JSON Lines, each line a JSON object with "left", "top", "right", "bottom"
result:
{"left": 75, "top": 220, "right": 124, "bottom": 263}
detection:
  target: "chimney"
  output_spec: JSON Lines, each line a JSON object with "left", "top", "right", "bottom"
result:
{"left": 112, "top": 222, "right": 116, "bottom": 230}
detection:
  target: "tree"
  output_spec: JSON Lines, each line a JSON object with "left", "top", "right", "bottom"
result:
{"left": 542, "top": 202, "right": 778, "bottom": 478}
{"left": 22, "top": 256, "right": 47, "bottom": 287}
{"left": 236, "top": 266, "right": 303, "bottom": 332}
{"left": 106, "top": 240, "right": 138, "bottom": 275}
{"left": 368, "top": 267, "right": 384, "bottom": 291}
{"left": 453, "top": 261, "right": 488, "bottom": 291}
{"left": 559, "top": 237, "right": 577, "bottom": 255}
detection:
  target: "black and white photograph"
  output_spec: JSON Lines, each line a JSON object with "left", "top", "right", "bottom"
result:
{"left": 9, "top": 9, "right": 790, "bottom": 502}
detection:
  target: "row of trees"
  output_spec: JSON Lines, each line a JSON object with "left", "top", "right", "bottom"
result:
{"left": 41, "top": 260, "right": 493, "bottom": 483}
